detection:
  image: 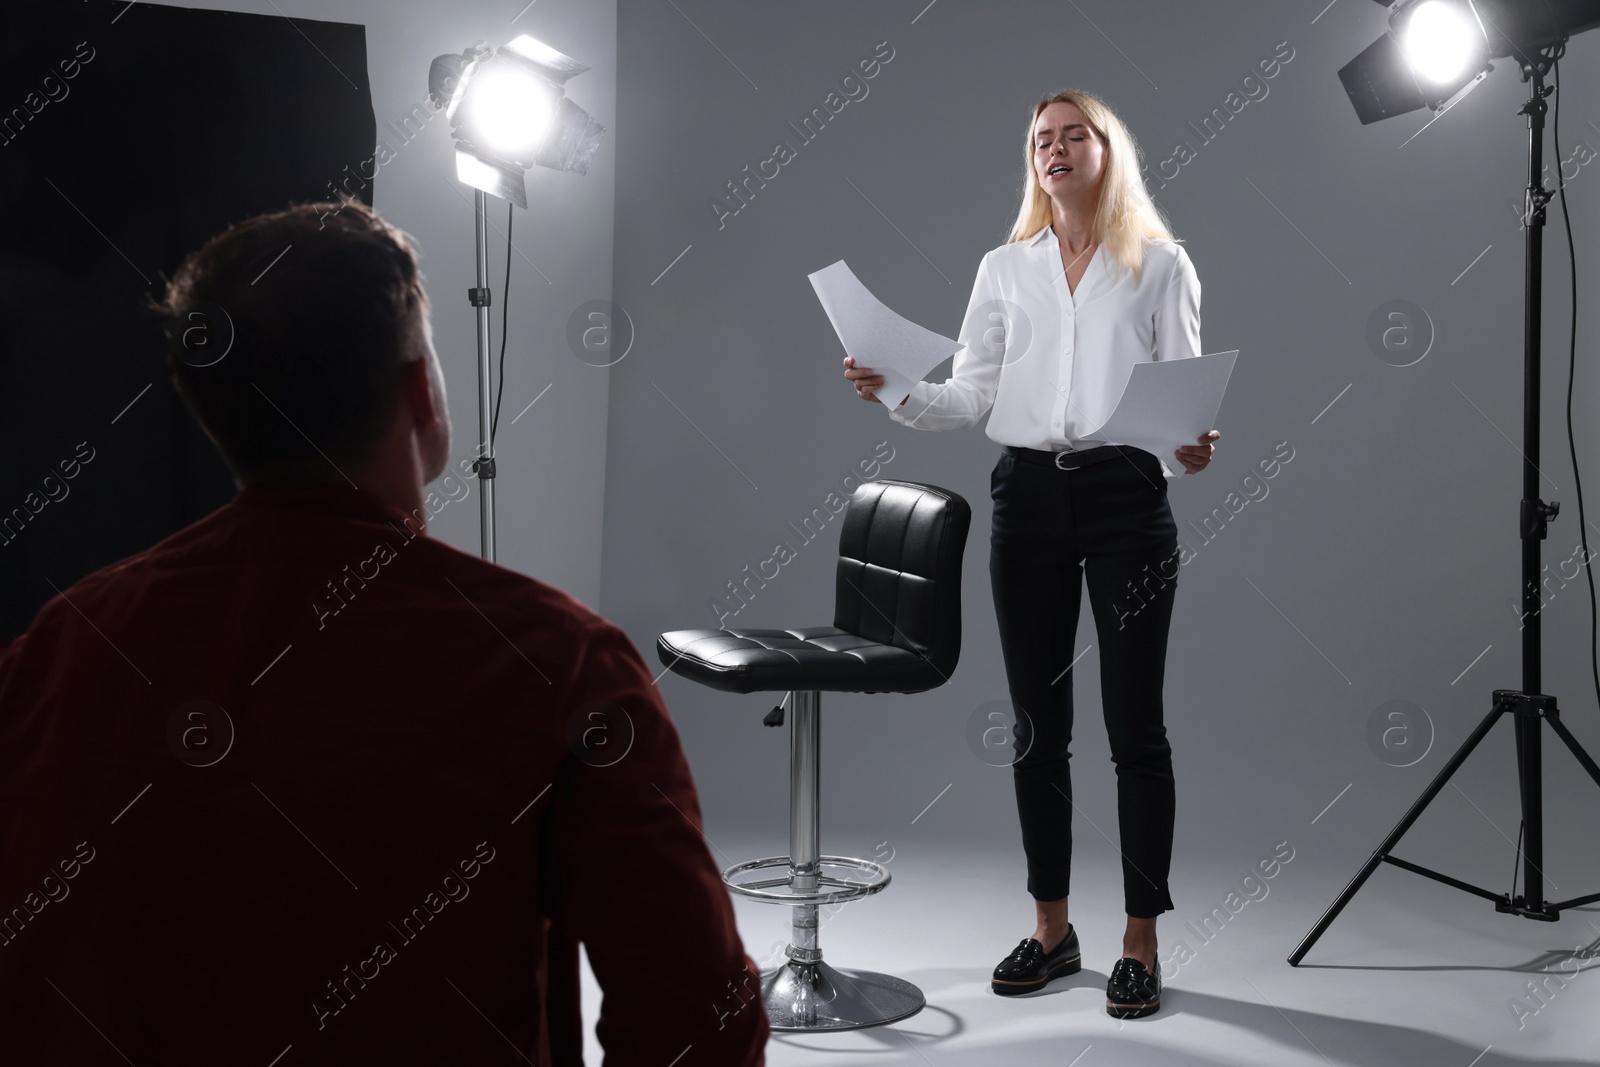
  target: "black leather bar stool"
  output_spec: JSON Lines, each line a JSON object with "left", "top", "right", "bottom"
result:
{"left": 657, "top": 479, "right": 971, "bottom": 1032}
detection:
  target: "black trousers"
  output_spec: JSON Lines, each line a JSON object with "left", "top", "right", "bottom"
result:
{"left": 989, "top": 445, "right": 1179, "bottom": 918}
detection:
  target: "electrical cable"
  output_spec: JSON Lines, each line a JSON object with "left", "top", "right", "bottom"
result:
{"left": 489, "top": 200, "right": 513, "bottom": 448}
{"left": 1550, "top": 50, "right": 1599, "bottom": 722}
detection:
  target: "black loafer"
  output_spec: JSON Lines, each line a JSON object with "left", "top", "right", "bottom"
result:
{"left": 1106, "top": 956, "right": 1161, "bottom": 1018}
{"left": 991, "top": 925, "right": 1081, "bottom": 995}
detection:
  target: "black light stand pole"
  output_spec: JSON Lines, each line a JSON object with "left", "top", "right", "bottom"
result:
{"left": 1516, "top": 62, "right": 1554, "bottom": 916}
{"left": 1290, "top": 51, "right": 1600, "bottom": 966}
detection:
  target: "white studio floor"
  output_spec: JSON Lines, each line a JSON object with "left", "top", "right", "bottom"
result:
{"left": 578, "top": 837, "right": 1600, "bottom": 1066}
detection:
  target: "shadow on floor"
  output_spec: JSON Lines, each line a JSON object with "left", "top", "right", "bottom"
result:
{"left": 765, "top": 962, "right": 1598, "bottom": 1066}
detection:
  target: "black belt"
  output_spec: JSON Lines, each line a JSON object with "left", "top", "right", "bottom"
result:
{"left": 1003, "top": 443, "right": 1134, "bottom": 471}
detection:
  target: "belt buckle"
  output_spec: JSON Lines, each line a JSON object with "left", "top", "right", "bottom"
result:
{"left": 1054, "top": 448, "right": 1079, "bottom": 471}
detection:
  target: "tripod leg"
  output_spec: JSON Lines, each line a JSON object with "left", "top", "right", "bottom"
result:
{"left": 1288, "top": 699, "right": 1508, "bottom": 965}
{"left": 1546, "top": 713, "right": 1600, "bottom": 789}
{"left": 1516, "top": 697, "right": 1547, "bottom": 909}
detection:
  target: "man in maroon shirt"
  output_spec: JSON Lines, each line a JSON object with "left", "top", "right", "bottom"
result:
{"left": 0, "top": 201, "right": 769, "bottom": 1065}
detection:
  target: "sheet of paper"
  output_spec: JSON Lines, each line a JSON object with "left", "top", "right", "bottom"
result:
{"left": 808, "top": 260, "right": 963, "bottom": 412}
{"left": 1079, "top": 350, "right": 1238, "bottom": 475}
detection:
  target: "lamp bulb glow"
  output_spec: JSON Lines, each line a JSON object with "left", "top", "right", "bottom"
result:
{"left": 1401, "top": 1, "right": 1481, "bottom": 84}
{"left": 467, "top": 64, "right": 556, "bottom": 159}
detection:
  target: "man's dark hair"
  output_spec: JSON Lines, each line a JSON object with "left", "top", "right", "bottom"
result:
{"left": 151, "top": 200, "right": 431, "bottom": 479}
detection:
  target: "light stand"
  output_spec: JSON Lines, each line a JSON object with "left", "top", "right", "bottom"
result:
{"left": 469, "top": 188, "right": 497, "bottom": 561}
{"left": 1291, "top": 43, "right": 1600, "bottom": 965}
{"left": 427, "top": 33, "right": 605, "bottom": 563}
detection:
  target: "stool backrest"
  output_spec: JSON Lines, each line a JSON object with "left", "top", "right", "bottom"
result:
{"left": 832, "top": 480, "right": 971, "bottom": 686}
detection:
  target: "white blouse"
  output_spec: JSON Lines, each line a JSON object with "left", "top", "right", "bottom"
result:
{"left": 887, "top": 227, "right": 1202, "bottom": 479}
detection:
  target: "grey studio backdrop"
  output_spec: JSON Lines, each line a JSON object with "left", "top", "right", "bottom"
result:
{"left": 598, "top": 0, "right": 1600, "bottom": 921}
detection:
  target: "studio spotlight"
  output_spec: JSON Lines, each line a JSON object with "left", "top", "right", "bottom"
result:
{"left": 429, "top": 34, "right": 605, "bottom": 208}
{"left": 426, "top": 32, "right": 606, "bottom": 564}
{"left": 1295, "top": 0, "right": 1600, "bottom": 966}
{"left": 1338, "top": 0, "right": 1600, "bottom": 125}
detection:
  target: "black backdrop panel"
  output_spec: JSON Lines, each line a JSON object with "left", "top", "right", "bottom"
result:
{"left": 0, "top": 0, "right": 375, "bottom": 637}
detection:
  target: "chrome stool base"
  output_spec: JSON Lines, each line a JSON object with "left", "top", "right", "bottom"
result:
{"left": 729, "top": 691, "right": 924, "bottom": 1032}
{"left": 762, "top": 959, "right": 925, "bottom": 1032}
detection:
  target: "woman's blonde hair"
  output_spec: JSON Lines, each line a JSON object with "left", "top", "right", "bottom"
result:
{"left": 1006, "top": 89, "right": 1175, "bottom": 286}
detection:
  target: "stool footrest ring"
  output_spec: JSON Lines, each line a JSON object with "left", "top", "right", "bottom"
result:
{"left": 721, "top": 855, "right": 891, "bottom": 904}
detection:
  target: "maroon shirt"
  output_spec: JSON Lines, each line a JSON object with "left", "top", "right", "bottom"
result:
{"left": 0, "top": 483, "right": 768, "bottom": 1065}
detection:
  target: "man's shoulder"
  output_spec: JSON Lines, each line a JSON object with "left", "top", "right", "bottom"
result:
{"left": 404, "top": 535, "right": 642, "bottom": 679}
{"left": 417, "top": 535, "right": 610, "bottom": 634}
{"left": 12, "top": 497, "right": 626, "bottom": 673}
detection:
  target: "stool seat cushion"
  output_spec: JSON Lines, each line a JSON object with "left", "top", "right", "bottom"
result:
{"left": 655, "top": 481, "right": 969, "bottom": 698}
{"left": 656, "top": 625, "right": 943, "bottom": 695}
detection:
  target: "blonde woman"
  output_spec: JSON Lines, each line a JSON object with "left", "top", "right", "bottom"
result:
{"left": 844, "top": 89, "right": 1219, "bottom": 1019}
